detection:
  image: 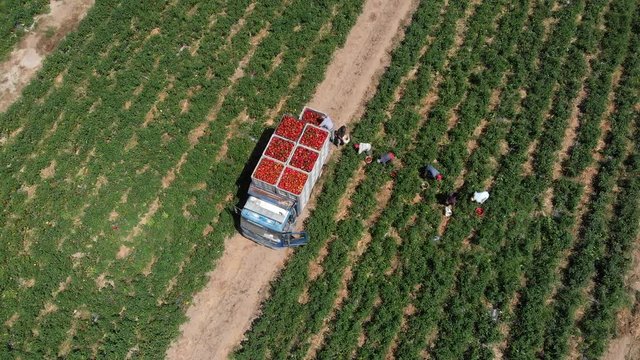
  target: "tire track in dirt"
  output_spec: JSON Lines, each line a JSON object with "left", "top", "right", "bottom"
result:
{"left": 165, "top": 1, "right": 418, "bottom": 359}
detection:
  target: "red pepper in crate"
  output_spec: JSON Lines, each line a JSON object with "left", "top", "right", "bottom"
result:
{"left": 253, "top": 158, "right": 284, "bottom": 185}
{"left": 278, "top": 167, "right": 308, "bottom": 195}
{"left": 274, "top": 115, "right": 305, "bottom": 141}
{"left": 300, "top": 125, "right": 328, "bottom": 150}
{"left": 289, "top": 146, "right": 319, "bottom": 172}
{"left": 265, "top": 137, "right": 294, "bottom": 162}
{"left": 301, "top": 109, "right": 324, "bottom": 125}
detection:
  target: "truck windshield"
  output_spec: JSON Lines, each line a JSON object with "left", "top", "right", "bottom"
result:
{"left": 241, "top": 217, "right": 282, "bottom": 246}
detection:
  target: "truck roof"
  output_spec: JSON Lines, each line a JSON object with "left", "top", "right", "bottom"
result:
{"left": 244, "top": 196, "right": 289, "bottom": 224}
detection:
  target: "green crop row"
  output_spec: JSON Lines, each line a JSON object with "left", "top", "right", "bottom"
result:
{"left": 236, "top": 0, "right": 640, "bottom": 359}
{"left": 541, "top": 7, "right": 640, "bottom": 358}
{"left": 351, "top": 1, "right": 535, "bottom": 358}
{"left": 564, "top": 0, "right": 637, "bottom": 176}
{"left": 578, "top": 13, "right": 640, "bottom": 358}
{"left": 425, "top": 1, "right": 587, "bottom": 358}
{"left": 0, "top": 0, "right": 48, "bottom": 60}
{"left": 233, "top": 1, "right": 453, "bottom": 358}
{"left": 1, "top": 0, "right": 367, "bottom": 357}
{"left": 505, "top": 1, "right": 638, "bottom": 358}
{"left": 308, "top": 0, "right": 514, "bottom": 356}
{"left": 396, "top": 3, "right": 560, "bottom": 358}
{"left": 503, "top": 0, "right": 609, "bottom": 357}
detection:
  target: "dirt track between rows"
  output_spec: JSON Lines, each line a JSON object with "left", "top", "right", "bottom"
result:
{"left": 165, "top": 0, "right": 417, "bottom": 359}
{"left": 0, "top": 0, "right": 93, "bottom": 113}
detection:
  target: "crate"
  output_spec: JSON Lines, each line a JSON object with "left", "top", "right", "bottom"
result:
{"left": 299, "top": 123, "right": 331, "bottom": 166}
{"left": 264, "top": 135, "right": 295, "bottom": 163}
{"left": 274, "top": 113, "right": 305, "bottom": 142}
{"left": 251, "top": 156, "right": 286, "bottom": 194}
{"left": 276, "top": 166, "right": 316, "bottom": 213}
{"left": 299, "top": 106, "right": 328, "bottom": 126}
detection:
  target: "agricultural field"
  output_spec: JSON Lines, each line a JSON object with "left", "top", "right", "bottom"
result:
{"left": 0, "top": 0, "right": 639, "bottom": 360}
{"left": 0, "top": 0, "right": 367, "bottom": 357}
{"left": 233, "top": 0, "right": 640, "bottom": 359}
{"left": 0, "top": 0, "right": 49, "bottom": 60}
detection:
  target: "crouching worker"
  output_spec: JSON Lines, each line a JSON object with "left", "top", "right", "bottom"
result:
{"left": 355, "top": 142, "right": 372, "bottom": 155}
{"left": 445, "top": 192, "right": 458, "bottom": 206}
{"left": 377, "top": 152, "right": 395, "bottom": 165}
{"left": 333, "top": 126, "right": 350, "bottom": 146}
{"left": 424, "top": 164, "right": 443, "bottom": 181}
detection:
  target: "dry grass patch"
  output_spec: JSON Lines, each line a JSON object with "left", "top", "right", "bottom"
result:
{"left": 4, "top": 313, "right": 19, "bottom": 328}
{"left": 125, "top": 133, "right": 137, "bottom": 151}
{"left": 18, "top": 278, "right": 36, "bottom": 289}
{"left": 308, "top": 242, "right": 330, "bottom": 281}
{"left": 52, "top": 276, "right": 72, "bottom": 297}
{"left": 142, "top": 256, "right": 158, "bottom": 276}
{"left": 202, "top": 224, "right": 214, "bottom": 237}
{"left": 120, "top": 188, "right": 131, "bottom": 204}
{"left": 267, "top": 50, "right": 285, "bottom": 76}
{"left": 40, "top": 160, "right": 57, "bottom": 179}
{"left": 19, "top": 184, "right": 37, "bottom": 201}
{"left": 554, "top": 81, "right": 587, "bottom": 179}
{"left": 21, "top": 228, "right": 34, "bottom": 255}
{"left": 126, "top": 197, "right": 160, "bottom": 240}
{"left": 335, "top": 164, "right": 366, "bottom": 221}
{"left": 192, "top": 182, "right": 207, "bottom": 191}
{"left": 182, "top": 197, "right": 197, "bottom": 218}
{"left": 162, "top": 153, "right": 187, "bottom": 189}
{"left": 38, "top": 301, "right": 58, "bottom": 318}
{"left": 95, "top": 273, "right": 115, "bottom": 291}
{"left": 116, "top": 245, "right": 133, "bottom": 259}
{"left": 135, "top": 164, "right": 149, "bottom": 175}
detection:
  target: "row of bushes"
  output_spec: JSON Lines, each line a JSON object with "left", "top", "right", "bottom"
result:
{"left": 0, "top": 0, "right": 367, "bottom": 357}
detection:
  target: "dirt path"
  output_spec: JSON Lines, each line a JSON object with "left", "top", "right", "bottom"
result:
{"left": 165, "top": 1, "right": 417, "bottom": 359}
{"left": 0, "top": 0, "right": 94, "bottom": 112}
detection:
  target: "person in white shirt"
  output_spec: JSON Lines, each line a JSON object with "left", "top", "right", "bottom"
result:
{"left": 471, "top": 191, "right": 490, "bottom": 204}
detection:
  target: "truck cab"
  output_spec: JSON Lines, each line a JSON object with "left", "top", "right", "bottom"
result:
{"left": 239, "top": 184, "right": 308, "bottom": 249}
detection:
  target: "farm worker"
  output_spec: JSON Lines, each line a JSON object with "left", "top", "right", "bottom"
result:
{"left": 334, "top": 126, "right": 350, "bottom": 146}
{"left": 354, "top": 143, "right": 372, "bottom": 155}
{"left": 425, "top": 164, "right": 443, "bottom": 181}
{"left": 445, "top": 192, "right": 458, "bottom": 206}
{"left": 319, "top": 115, "right": 335, "bottom": 132}
{"left": 472, "top": 191, "right": 490, "bottom": 204}
{"left": 377, "top": 152, "right": 395, "bottom": 165}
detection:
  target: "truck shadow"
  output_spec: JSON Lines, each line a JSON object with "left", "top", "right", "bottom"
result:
{"left": 230, "top": 128, "right": 274, "bottom": 230}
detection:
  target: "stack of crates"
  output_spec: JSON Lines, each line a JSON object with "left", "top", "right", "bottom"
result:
{"left": 250, "top": 109, "right": 332, "bottom": 213}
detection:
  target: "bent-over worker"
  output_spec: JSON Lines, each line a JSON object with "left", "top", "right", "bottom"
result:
{"left": 445, "top": 192, "right": 458, "bottom": 206}
{"left": 319, "top": 115, "right": 335, "bottom": 132}
{"left": 334, "top": 126, "right": 350, "bottom": 146}
{"left": 355, "top": 143, "right": 372, "bottom": 155}
{"left": 377, "top": 152, "right": 395, "bottom": 165}
{"left": 472, "top": 191, "right": 490, "bottom": 204}
{"left": 425, "top": 164, "right": 443, "bottom": 181}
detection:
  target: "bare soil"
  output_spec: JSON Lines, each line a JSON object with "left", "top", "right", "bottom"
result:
{"left": 604, "top": 303, "right": 640, "bottom": 360}
{"left": 165, "top": 1, "right": 418, "bottom": 359}
{"left": 0, "top": 0, "right": 94, "bottom": 112}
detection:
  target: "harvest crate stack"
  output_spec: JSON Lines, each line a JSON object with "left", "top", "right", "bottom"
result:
{"left": 251, "top": 108, "right": 331, "bottom": 213}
